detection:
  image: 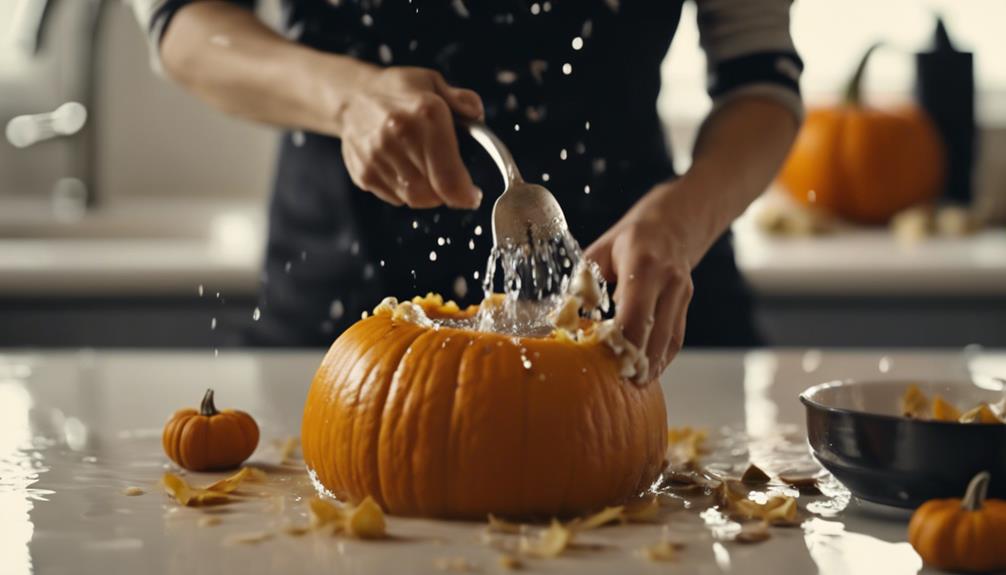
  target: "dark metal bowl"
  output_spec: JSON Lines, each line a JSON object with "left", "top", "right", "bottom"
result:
{"left": 801, "top": 379, "right": 1006, "bottom": 508}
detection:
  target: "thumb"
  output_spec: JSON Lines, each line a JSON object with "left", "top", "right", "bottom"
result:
{"left": 583, "top": 236, "right": 616, "bottom": 284}
{"left": 432, "top": 75, "right": 484, "bottom": 120}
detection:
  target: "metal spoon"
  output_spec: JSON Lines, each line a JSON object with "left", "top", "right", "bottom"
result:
{"left": 460, "top": 119, "right": 568, "bottom": 247}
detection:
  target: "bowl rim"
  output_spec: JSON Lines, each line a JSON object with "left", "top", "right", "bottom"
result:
{"left": 799, "top": 379, "right": 1006, "bottom": 428}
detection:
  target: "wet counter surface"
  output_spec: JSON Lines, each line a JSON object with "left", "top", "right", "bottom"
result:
{"left": 3, "top": 348, "right": 1004, "bottom": 574}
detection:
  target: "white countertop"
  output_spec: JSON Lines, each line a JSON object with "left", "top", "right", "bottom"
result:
{"left": 4, "top": 347, "right": 1005, "bottom": 574}
{"left": 0, "top": 197, "right": 265, "bottom": 297}
{"left": 733, "top": 199, "right": 1006, "bottom": 298}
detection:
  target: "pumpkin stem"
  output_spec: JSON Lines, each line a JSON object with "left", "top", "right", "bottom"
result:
{"left": 200, "top": 388, "right": 219, "bottom": 417}
{"left": 961, "top": 471, "right": 991, "bottom": 512}
{"left": 844, "top": 42, "right": 882, "bottom": 106}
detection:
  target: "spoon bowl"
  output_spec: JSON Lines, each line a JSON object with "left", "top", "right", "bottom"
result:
{"left": 491, "top": 183, "right": 568, "bottom": 246}
{"left": 460, "top": 119, "right": 568, "bottom": 246}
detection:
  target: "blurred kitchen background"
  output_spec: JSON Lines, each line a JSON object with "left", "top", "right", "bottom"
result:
{"left": 1, "top": 0, "right": 1004, "bottom": 349}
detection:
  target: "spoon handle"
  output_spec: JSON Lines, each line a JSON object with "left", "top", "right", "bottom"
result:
{"left": 457, "top": 118, "right": 522, "bottom": 188}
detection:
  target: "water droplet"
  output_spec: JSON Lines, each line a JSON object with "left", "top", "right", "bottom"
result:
{"left": 521, "top": 357, "right": 532, "bottom": 370}
{"left": 582, "top": 367, "right": 588, "bottom": 373}
{"left": 525, "top": 105, "right": 545, "bottom": 122}
{"left": 252, "top": 307, "right": 261, "bottom": 321}
{"left": 350, "top": 241, "right": 360, "bottom": 255}
{"left": 529, "top": 60, "right": 548, "bottom": 84}
{"left": 879, "top": 356, "right": 892, "bottom": 373}
{"left": 214, "top": 348, "right": 219, "bottom": 358}
{"left": 378, "top": 44, "right": 393, "bottom": 64}
{"left": 514, "top": 123, "right": 520, "bottom": 132}
{"left": 468, "top": 239, "right": 476, "bottom": 250}
{"left": 197, "top": 284, "right": 204, "bottom": 297}
{"left": 412, "top": 220, "right": 419, "bottom": 229}
{"left": 474, "top": 225, "right": 483, "bottom": 236}
{"left": 453, "top": 276, "right": 468, "bottom": 299}
{"left": 542, "top": 173, "right": 550, "bottom": 182}
{"left": 361, "top": 13, "right": 374, "bottom": 26}
{"left": 571, "top": 37, "right": 584, "bottom": 50}
{"left": 575, "top": 141, "right": 586, "bottom": 154}
{"left": 562, "top": 63, "right": 572, "bottom": 75}
{"left": 542, "top": 1, "right": 552, "bottom": 11}
{"left": 505, "top": 93, "right": 518, "bottom": 111}
{"left": 592, "top": 158, "right": 607, "bottom": 175}
{"left": 429, "top": 251, "right": 437, "bottom": 262}
{"left": 473, "top": 270, "right": 480, "bottom": 280}
{"left": 582, "top": 20, "right": 594, "bottom": 38}
{"left": 330, "top": 300, "right": 345, "bottom": 320}
{"left": 437, "top": 237, "right": 446, "bottom": 246}
{"left": 530, "top": 2, "right": 540, "bottom": 14}
{"left": 409, "top": 39, "right": 419, "bottom": 51}
{"left": 585, "top": 121, "right": 591, "bottom": 131}
{"left": 559, "top": 149, "right": 568, "bottom": 160}
{"left": 210, "top": 317, "right": 217, "bottom": 330}
{"left": 291, "top": 130, "right": 306, "bottom": 147}
{"left": 215, "top": 291, "right": 221, "bottom": 298}
{"left": 380, "top": 259, "right": 386, "bottom": 267}
{"left": 451, "top": 0, "right": 471, "bottom": 18}
{"left": 496, "top": 70, "right": 518, "bottom": 85}
{"left": 363, "top": 263, "right": 375, "bottom": 279}
{"left": 584, "top": 185, "right": 591, "bottom": 195}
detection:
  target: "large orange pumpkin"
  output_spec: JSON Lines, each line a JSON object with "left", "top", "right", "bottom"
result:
{"left": 301, "top": 294, "right": 668, "bottom": 519}
{"left": 778, "top": 44, "right": 945, "bottom": 224}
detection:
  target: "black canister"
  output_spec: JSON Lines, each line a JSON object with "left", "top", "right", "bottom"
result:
{"left": 915, "top": 17, "right": 976, "bottom": 203}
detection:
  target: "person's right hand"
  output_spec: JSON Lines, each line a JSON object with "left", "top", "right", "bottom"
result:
{"left": 338, "top": 67, "right": 485, "bottom": 209}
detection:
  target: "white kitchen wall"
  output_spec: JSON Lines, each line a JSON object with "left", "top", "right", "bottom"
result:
{"left": 94, "top": 1, "right": 277, "bottom": 201}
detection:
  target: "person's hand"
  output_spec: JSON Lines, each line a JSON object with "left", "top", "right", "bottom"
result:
{"left": 338, "top": 67, "right": 484, "bottom": 209}
{"left": 584, "top": 182, "right": 695, "bottom": 381}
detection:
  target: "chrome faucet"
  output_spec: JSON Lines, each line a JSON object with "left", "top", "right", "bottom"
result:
{"left": 4, "top": 0, "right": 104, "bottom": 208}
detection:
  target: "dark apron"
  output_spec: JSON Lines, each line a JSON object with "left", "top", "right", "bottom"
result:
{"left": 246, "top": 0, "right": 760, "bottom": 348}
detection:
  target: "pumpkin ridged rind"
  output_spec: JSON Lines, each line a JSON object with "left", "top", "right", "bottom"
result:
{"left": 302, "top": 306, "right": 668, "bottom": 519}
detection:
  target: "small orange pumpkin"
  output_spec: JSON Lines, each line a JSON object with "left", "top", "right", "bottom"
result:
{"left": 778, "top": 44, "right": 945, "bottom": 224}
{"left": 301, "top": 295, "right": 667, "bottom": 519}
{"left": 908, "top": 471, "right": 1006, "bottom": 572}
{"left": 162, "top": 389, "right": 259, "bottom": 471}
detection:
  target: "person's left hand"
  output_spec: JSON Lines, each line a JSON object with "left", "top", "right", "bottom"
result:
{"left": 584, "top": 181, "right": 695, "bottom": 381}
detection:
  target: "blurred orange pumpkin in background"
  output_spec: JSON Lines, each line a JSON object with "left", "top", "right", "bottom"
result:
{"left": 301, "top": 295, "right": 668, "bottom": 520}
{"left": 778, "top": 44, "right": 946, "bottom": 224}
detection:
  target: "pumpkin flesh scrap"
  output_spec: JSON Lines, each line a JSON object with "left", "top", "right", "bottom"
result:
{"left": 161, "top": 473, "right": 229, "bottom": 507}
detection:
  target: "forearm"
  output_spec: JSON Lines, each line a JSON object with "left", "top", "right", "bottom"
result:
{"left": 160, "top": 1, "right": 377, "bottom": 136}
{"left": 663, "top": 97, "right": 799, "bottom": 267}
